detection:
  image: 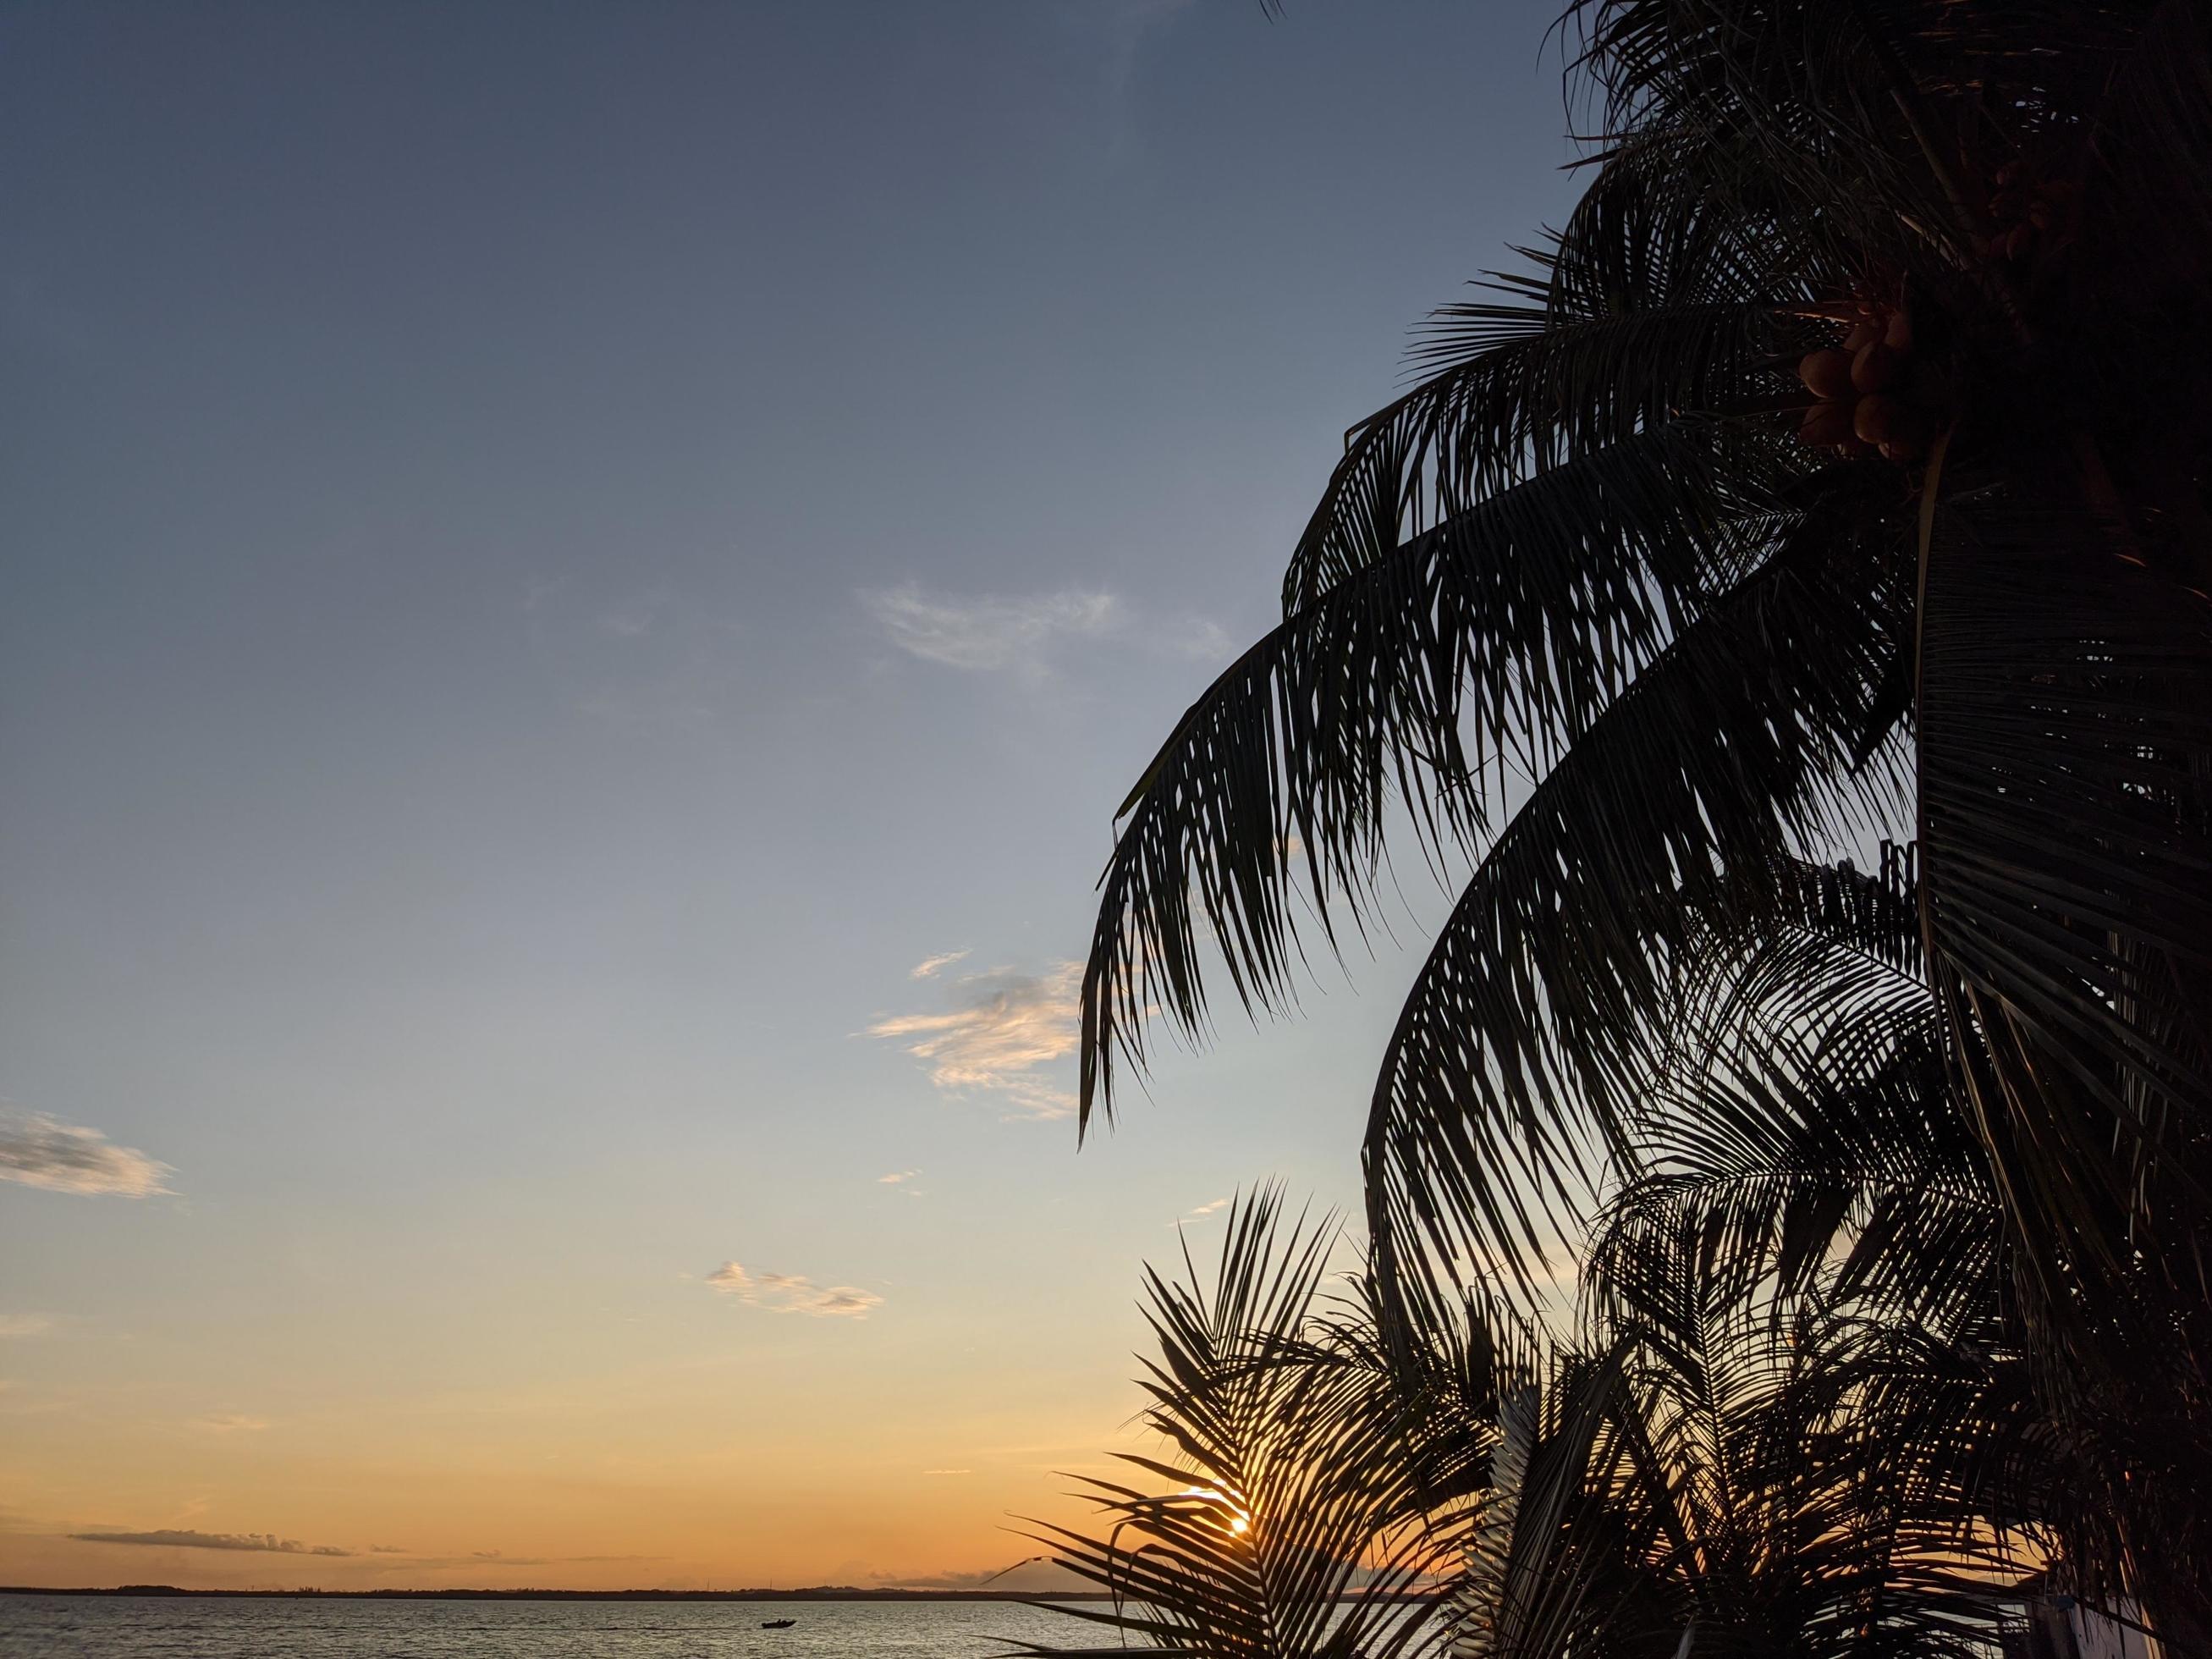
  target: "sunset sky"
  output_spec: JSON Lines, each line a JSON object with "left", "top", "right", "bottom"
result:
{"left": 0, "top": 0, "right": 1570, "bottom": 1590}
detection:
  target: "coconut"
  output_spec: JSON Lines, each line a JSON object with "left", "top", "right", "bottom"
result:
{"left": 1842, "top": 322, "right": 1879, "bottom": 354}
{"left": 1852, "top": 341, "right": 1901, "bottom": 394}
{"left": 1798, "top": 402, "right": 1855, "bottom": 448}
{"left": 1853, "top": 394, "right": 1903, "bottom": 446}
{"left": 1797, "top": 348, "right": 1856, "bottom": 401}
{"left": 1883, "top": 309, "right": 1912, "bottom": 353}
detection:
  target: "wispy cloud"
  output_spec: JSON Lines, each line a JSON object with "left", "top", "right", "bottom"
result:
{"left": 877, "top": 1170, "right": 921, "bottom": 1185}
{"left": 1156, "top": 614, "right": 1233, "bottom": 661}
{"left": 1170, "top": 1197, "right": 1231, "bottom": 1229}
{"left": 70, "top": 1529, "right": 351, "bottom": 1557}
{"left": 922, "top": 1468, "right": 972, "bottom": 1476}
{"left": 706, "top": 1263, "right": 883, "bottom": 1320}
{"left": 522, "top": 576, "right": 746, "bottom": 740}
{"left": 597, "top": 587, "right": 674, "bottom": 639}
{"left": 860, "top": 582, "right": 1230, "bottom": 681}
{"left": 0, "top": 1315, "right": 52, "bottom": 1339}
{"left": 370, "top": 1545, "right": 409, "bottom": 1555}
{"left": 0, "top": 1112, "right": 170, "bottom": 1198}
{"left": 867, "top": 962, "right": 1081, "bottom": 1121}
{"left": 908, "top": 950, "right": 970, "bottom": 980}
{"left": 861, "top": 583, "right": 1120, "bottom": 675}
{"left": 194, "top": 1414, "right": 270, "bottom": 1434}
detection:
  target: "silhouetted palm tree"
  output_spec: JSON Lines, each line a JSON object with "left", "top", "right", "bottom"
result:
{"left": 1078, "top": 2, "right": 2210, "bottom": 1635}
{"left": 1015, "top": 1192, "right": 1458, "bottom": 1659}
{"left": 1021, "top": 1177, "right": 2026, "bottom": 1659}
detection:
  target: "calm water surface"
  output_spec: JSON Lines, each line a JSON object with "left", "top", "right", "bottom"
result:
{"left": 0, "top": 1596, "right": 1100, "bottom": 1658}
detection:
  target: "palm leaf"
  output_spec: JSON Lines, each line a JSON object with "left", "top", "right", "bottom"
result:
{"left": 1020, "top": 1189, "right": 1450, "bottom": 1659}
{"left": 1362, "top": 510, "right": 1909, "bottom": 1312}
{"left": 1083, "top": 426, "right": 1808, "bottom": 1127}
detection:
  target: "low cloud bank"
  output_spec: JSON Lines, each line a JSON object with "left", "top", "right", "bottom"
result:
{"left": 70, "top": 1529, "right": 350, "bottom": 1557}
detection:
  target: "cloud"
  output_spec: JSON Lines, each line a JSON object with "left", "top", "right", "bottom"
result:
{"left": 859, "top": 582, "right": 1230, "bottom": 681}
{"left": 0, "top": 1315, "right": 52, "bottom": 1338}
{"left": 861, "top": 583, "right": 1120, "bottom": 675}
{"left": 922, "top": 1469, "right": 972, "bottom": 1476}
{"left": 0, "top": 1112, "right": 170, "bottom": 1197}
{"left": 70, "top": 1529, "right": 351, "bottom": 1557}
{"left": 908, "top": 950, "right": 970, "bottom": 980}
{"left": 1170, "top": 1197, "right": 1231, "bottom": 1228}
{"left": 370, "top": 1545, "right": 409, "bottom": 1555}
{"left": 597, "top": 587, "right": 674, "bottom": 639}
{"left": 706, "top": 1263, "right": 883, "bottom": 1320}
{"left": 876, "top": 1170, "right": 921, "bottom": 1185}
{"left": 522, "top": 576, "right": 747, "bottom": 740}
{"left": 1156, "top": 614, "right": 1234, "bottom": 661}
{"left": 194, "top": 1414, "right": 270, "bottom": 1434}
{"left": 867, "top": 962, "right": 1080, "bottom": 1121}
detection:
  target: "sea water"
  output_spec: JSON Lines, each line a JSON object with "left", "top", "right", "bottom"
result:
{"left": 0, "top": 1595, "right": 1100, "bottom": 1658}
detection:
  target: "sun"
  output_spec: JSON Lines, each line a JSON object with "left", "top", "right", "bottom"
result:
{"left": 1181, "top": 1485, "right": 1252, "bottom": 1537}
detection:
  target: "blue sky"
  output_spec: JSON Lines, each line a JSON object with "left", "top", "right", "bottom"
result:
{"left": 0, "top": 0, "right": 1575, "bottom": 1587}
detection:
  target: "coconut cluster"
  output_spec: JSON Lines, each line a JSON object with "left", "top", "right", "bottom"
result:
{"left": 1979, "top": 159, "right": 2072, "bottom": 263}
{"left": 1794, "top": 301, "right": 1937, "bottom": 463}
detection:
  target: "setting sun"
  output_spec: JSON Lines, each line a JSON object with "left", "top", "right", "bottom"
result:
{"left": 1180, "top": 1486, "right": 1252, "bottom": 1536}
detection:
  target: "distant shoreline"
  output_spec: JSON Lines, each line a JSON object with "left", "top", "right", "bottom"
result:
{"left": 2, "top": 1585, "right": 1433, "bottom": 1603}
{"left": 0, "top": 1585, "right": 1122, "bottom": 1601}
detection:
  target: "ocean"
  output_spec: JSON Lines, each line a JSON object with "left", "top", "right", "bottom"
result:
{"left": 0, "top": 1596, "right": 1100, "bottom": 1658}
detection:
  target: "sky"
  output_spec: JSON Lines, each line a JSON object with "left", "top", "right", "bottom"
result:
{"left": 0, "top": 0, "right": 1575, "bottom": 1591}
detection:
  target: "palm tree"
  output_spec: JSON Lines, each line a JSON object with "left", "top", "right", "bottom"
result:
{"left": 1076, "top": 1, "right": 2210, "bottom": 1634}
{"left": 1023, "top": 1175, "right": 2024, "bottom": 1659}
{"left": 1015, "top": 1190, "right": 1461, "bottom": 1659}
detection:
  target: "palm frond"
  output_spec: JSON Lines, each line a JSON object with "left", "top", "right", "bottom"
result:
{"left": 1586, "top": 906, "right": 1995, "bottom": 1342}
{"left": 1362, "top": 513, "right": 1909, "bottom": 1311}
{"left": 1021, "top": 1189, "right": 1450, "bottom": 1659}
{"left": 1280, "top": 121, "right": 1816, "bottom": 620}
{"left": 1918, "top": 502, "right": 2212, "bottom": 1292}
{"left": 1076, "top": 0, "right": 2212, "bottom": 1633}
{"left": 1083, "top": 427, "right": 1808, "bottom": 1129}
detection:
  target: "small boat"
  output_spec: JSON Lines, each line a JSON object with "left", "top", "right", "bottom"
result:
{"left": 760, "top": 1618, "right": 796, "bottom": 1629}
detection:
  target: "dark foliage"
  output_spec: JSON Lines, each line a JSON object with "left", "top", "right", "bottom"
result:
{"left": 1079, "top": 0, "right": 2212, "bottom": 1640}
